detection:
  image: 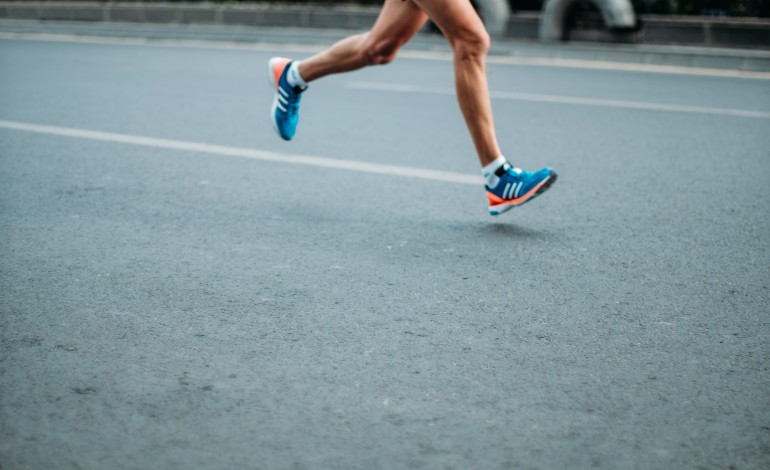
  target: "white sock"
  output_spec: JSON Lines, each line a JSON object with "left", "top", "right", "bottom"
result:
{"left": 481, "top": 156, "right": 508, "bottom": 188}
{"left": 286, "top": 61, "right": 308, "bottom": 90}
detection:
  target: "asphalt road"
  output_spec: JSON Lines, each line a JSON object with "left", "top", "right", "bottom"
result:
{"left": 1, "top": 36, "right": 769, "bottom": 469}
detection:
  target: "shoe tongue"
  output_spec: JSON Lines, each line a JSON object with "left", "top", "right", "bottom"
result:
{"left": 501, "top": 162, "right": 522, "bottom": 175}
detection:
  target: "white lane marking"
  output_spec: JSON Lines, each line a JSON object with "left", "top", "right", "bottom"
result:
{"left": 481, "top": 54, "right": 769, "bottom": 80}
{"left": 1, "top": 32, "right": 769, "bottom": 80}
{"left": 0, "top": 32, "right": 326, "bottom": 54}
{"left": 0, "top": 120, "right": 483, "bottom": 185}
{"left": 347, "top": 82, "right": 770, "bottom": 119}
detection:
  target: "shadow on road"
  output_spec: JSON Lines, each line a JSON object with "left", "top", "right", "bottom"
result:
{"left": 480, "top": 221, "right": 554, "bottom": 240}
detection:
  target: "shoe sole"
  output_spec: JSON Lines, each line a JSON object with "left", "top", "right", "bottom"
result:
{"left": 267, "top": 57, "right": 290, "bottom": 140}
{"left": 489, "top": 171, "right": 558, "bottom": 216}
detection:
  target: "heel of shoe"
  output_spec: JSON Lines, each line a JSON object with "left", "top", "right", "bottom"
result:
{"left": 267, "top": 57, "right": 290, "bottom": 89}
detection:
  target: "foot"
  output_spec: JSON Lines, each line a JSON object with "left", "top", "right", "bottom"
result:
{"left": 268, "top": 57, "right": 303, "bottom": 141}
{"left": 486, "top": 164, "right": 557, "bottom": 216}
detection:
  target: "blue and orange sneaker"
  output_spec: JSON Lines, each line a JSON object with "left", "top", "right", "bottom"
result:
{"left": 268, "top": 57, "right": 304, "bottom": 141}
{"left": 486, "top": 164, "right": 557, "bottom": 216}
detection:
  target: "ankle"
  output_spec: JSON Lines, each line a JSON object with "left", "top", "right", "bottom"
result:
{"left": 481, "top": 156, "right": 508, "bottom": 188}
{"left": 286, "top": 61, "right": 308, "bottom": 90}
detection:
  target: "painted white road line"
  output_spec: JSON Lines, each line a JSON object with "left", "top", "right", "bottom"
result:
{"left": 0, "top": 32, "right": 327, "bottom": 54}
{"left": 0, "top": 120, "right": 483, "bottom": 185}
{"left": 2, "top": 33, "right": 769, "bottom": 80}
{"left": 346, "top": 82, "right": 770, "bottom": 119}
{"left": 402, "top": 49, "right": 770, "bottom": 80}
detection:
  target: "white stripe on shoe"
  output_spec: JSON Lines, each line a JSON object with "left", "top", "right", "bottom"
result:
{"left": 502, "top": 182, "right": 512, "bottom": 199}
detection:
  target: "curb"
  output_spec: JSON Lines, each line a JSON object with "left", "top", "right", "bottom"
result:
{"left": 0, "top": 2, "right": 382, "bottom": 30}
{"left": 2, "top": 19, "right": 769, "bottom": 74}
{"left": 1, "top": 12, "right": 769, "bottom": 73}
{"left": 2, "top": 1, "right": 769, "bottom": 49}
{"left": 0, "top": 0, "right": 770, "bottom": 49}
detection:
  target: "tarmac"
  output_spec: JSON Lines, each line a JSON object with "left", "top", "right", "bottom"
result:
{"left": 1, "top": 21, "right": 769, "bottom": 470}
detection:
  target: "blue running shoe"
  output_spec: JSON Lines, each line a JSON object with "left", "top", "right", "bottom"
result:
{"left": 268, "top": 57, "right": 304, "bottom": 141}
{"left": 486, "top": 164, "right": 557, "bottom": 216}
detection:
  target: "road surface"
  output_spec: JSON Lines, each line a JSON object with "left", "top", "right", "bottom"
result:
{"left": 1, "top": 36, "right": 769, "bottom": 469}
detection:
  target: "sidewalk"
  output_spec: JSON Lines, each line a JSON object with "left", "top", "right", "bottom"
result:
{"left": 2, "top": 19, "right": 770, "bottom": 74}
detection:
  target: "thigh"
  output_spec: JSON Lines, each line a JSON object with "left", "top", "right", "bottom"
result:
{"left": 411, "top": 0, "right": 485, "bottom": 41}
{"left": 369, "top": 0, "right": 429, "bottom": 44}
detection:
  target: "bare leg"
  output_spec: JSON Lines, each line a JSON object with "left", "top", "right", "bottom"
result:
{"left": 412, "top": 0, "right": 501, "bottom": 166}
{"left": 298, "top": 0, "right": 428, "bottom": 82}
{"left": 297, "top": 0, "right": 501, "bottom": 168}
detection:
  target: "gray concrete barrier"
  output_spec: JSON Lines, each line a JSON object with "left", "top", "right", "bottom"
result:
{"left": 0, "top": 2, "right": 381, "bottom": 29}
{"left": 642, "top": 15, "right": 770, "bottom": 48}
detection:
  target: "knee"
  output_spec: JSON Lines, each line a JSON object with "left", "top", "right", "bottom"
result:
{"left": 452, "top": 28, "right": 490, "bottom": 62}
{"left": 361, "top": 35, "right": 400, "bottom": 66}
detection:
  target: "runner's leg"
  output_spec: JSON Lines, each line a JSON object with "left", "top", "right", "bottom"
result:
{"left": 298, "top": 0, "right": 428, "bottom": 82}
{"left": 412, "top": 0, "right": 501, "bottom": 166}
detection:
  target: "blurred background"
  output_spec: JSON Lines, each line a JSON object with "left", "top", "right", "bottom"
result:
{"left": 56, "top": 0, "right": 770, "bottom": 17}
{"left": 3, "top": 0, "right": 768, "bottom": 49}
